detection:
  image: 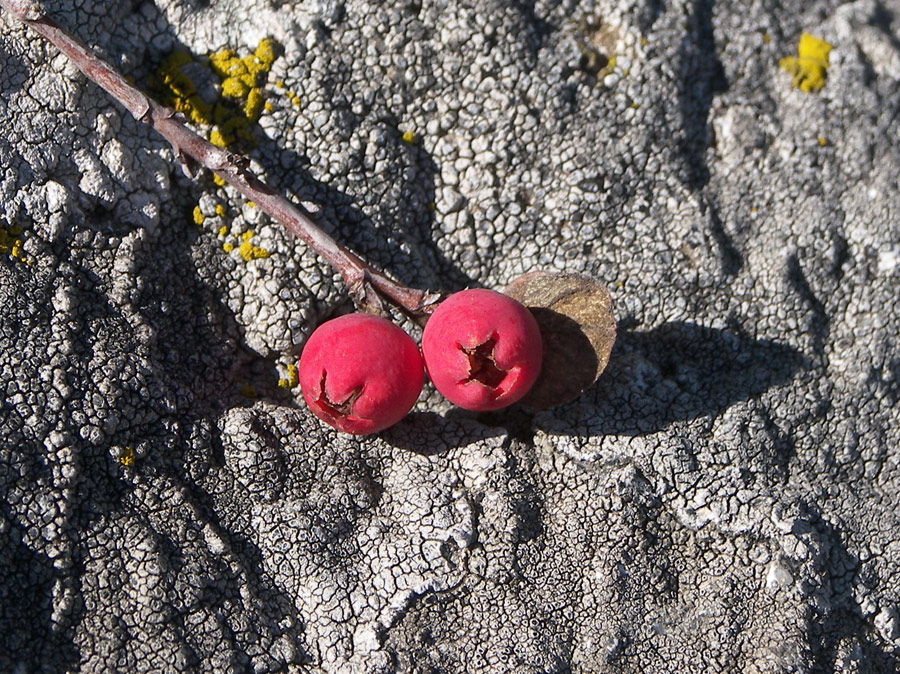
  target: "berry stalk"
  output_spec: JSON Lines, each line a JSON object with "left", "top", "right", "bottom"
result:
{"left": 0, "top": 0, "right": 440, "bottom": 321}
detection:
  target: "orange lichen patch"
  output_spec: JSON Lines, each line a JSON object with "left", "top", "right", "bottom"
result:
{"left": 780, "top": 33, "right": 833, "bottom": 93}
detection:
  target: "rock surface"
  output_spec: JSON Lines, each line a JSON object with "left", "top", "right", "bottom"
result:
{"left": 1, "top": 0, "right": 899, "bottom": 672}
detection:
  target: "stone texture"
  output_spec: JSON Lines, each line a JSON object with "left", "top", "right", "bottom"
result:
{"left": 1, "top": 0, "right": 899, "bottom": 672}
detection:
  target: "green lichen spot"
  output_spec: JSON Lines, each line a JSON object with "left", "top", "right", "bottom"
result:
{"left": 780, "top": 33, "right": 832, "bottom": 93}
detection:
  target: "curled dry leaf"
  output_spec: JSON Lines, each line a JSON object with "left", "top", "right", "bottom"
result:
{"left": 505, "top": 271, "right": 617, "bottom": 409}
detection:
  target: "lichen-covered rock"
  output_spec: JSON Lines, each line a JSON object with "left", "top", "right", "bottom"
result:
{"left": 1, "top": 0, "right": 899, "bottom": 672}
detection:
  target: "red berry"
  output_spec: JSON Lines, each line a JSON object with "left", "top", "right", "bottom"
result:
{"left": 421, "top": 288, "right": 543, "bottom": 411}
{"left": 298, "top": 314, "right": 424, "bottom": 435}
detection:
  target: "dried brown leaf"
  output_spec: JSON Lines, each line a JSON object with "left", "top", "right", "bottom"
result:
{"left": 505, "top": 271, "right": 617, "bottom": 409}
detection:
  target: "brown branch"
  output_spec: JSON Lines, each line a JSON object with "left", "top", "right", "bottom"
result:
{"left": 1, "top": 0, "right": 441, "bottom": 322}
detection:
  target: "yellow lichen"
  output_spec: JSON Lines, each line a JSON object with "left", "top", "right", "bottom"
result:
{"left": 218, "top": 225, "right": 229, "bottom": 237}
{"left": 278, "top": 363, "right": 299, "bottom": 389}
{"left": 238, "top": 230, "right": 270, "bottom": 261}
{"left": 0, "top": 223, "right": 27, "bottom": 263}
{"left": 192, "top": 205, "right": 205, "bottom": 225}
{"left": 402, "top": 129, "right": 416, "bottom": 143}
{"left": 209, "top": 49, "right": 246, "bottom": 81}
{"left": 209, "top": 38, "right": 276, "bottom": 125}
{"left": 221, "top": 77, "right": 250, "bottom": 99}
{"left": 222, "top": 242, "right": 235, "bottom": 253}
{"left": 215, "top": 204, "right": 226, "bottom": 217}
{"left": 153, "top": 39, "right": 278, "bottom": 154}
{"left": 119, "top": 446, "right": 135, "bottom": 467}
{"left": 239, "top": 384, "right": 258, "bottom": 398}
{"left": 213, "top": 174, "right": 226, "bottom": 187}
{"left": 818, "top": 135, "right": 827, "bottom": 146}
{"left": 209, "top": 129, "right": 227, "bottom": 148}
{"left": 152, "top": 51, "right": 214, "bottom": 124}
{"left": 780, "top": 33, "right": 832, "bottom": 93}
{"left": 245, "top": 87, "right": 265, "bottom": 119}
{"left": 252, "top": 39, "right": 277, "bottom": 72}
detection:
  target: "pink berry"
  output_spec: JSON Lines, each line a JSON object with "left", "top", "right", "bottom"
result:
{"left": 298, "top": 314, "right": 424, "bottom": 435}
{"left": 421, "top": 288, "right": 543, "bottom": 411}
